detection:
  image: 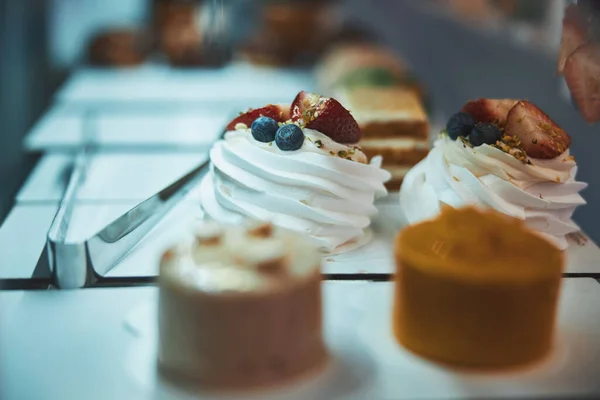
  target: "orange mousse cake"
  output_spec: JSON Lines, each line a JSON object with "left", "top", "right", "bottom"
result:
{"left": 158, "top": 221, "right": 328, "bottom": 390}
{"left": 393, "top": 207, "right": 564, "bottom": 368}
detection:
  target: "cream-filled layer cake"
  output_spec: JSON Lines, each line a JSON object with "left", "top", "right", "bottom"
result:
{"left": 337, "top": 87, "right": 430, "bottom": 190}
{"left": 316, "top": 43, "right": 409, "bottom": 92}
{"left": 316, "top": 42, "right": 431, "bottom": 191}
{"left": 401, "top": 99, "right": 587, "bottom": 249}
{"left": 158, "top": 222, "right": 327, "bottom": 390}
{"left": 200, "top": 92, "right": 391, "bottom": 253}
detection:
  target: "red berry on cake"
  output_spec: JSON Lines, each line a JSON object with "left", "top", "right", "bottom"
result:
{"left": 461, "top": 98, "right": 518, "bottom": 126}
{"left": 564, "top": 43, "right": 600, "bottom": 123}
{"left": 290, "top": 91, "right": 321, "bottom": 120}
{"left": 291, "top": 91, "right": 362, "bottom": 143}
{"left": 226, "top": 104, "right": 291, "bottom": 131}
{"left": 505, "top": 101, "right": 572, "bottom": 159}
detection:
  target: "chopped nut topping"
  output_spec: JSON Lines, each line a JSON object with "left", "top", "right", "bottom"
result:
{"left": 491, "top": 135, "right": 529, "bottom": 164}
{"left": 256, "top": 256, "right": 287, "bottom": 274}
{"left": 508, "top": 147, "right": 528, "bottom": 162}
{"left": 314, "top": 139, "right": 323, "bottom": 148}
{"left": 195, "top": 224, "right": 224, "bottom": 246}
{"left": 567, "top": 231, "right": 588, "bottom": 246}
{"left": 197, "top": 236, "right": 221, "bottom": 246}
{"left": 162, "top": 249, "right": 175, "bottom": 261}
{"left": 248, "top": 222, "right": 273, "bottom": 238}
{"left": 234, "top": 122, "right": 248, "bottom": 130}
{"left": 337, "top": 150, "right": 347, "bottom": 157}
{"left": 452, "top": 176, "right": 460, "bottom": 182}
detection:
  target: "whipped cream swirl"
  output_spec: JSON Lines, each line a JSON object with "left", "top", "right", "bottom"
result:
{"left": 200, "top": 128, "right": 391, "bottom": 252}
{"left": 400, "top": 135, "right": 587, "bottom": 250}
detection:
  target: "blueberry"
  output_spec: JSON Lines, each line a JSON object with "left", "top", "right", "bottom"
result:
{"left": 275, "top": 124, "right": 304, "bottom": 151}
{"left": 469, "top": 123, "right": 502, "bottom": 147}
{"left": 446, "top": 112, "right": 475, "bottom": 140}
{"left": 251, "top": 116, "right": 279, "bottom": 143}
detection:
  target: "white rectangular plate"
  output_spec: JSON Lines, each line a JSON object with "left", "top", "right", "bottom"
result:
{"left": 24, "top": 106, "right": 227, "bottom": 151}
{"left": 2, "top": 280, "right": 599, "bottom": 399}
{"left": 2, "top": 194, "right": 600, "bottom": 279}
{"left": 17, "top": 152, "right": 207, "bottom": 202}
{"left": 56, "top": 64, "right": 314, "bottom": 104}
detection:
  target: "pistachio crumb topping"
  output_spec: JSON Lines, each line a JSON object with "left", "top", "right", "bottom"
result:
{"left": 247, "top": 222, "right": 273, "bottom": 238}
{"left": 491, "top": 135, "right": 529, "bottom": 164}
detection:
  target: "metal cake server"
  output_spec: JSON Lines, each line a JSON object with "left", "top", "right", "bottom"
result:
{"left": 44, "top": 158, "right": 210, "bottom": 289}
{"left": 35, "top": 109, "right": 219, "bottom": 289}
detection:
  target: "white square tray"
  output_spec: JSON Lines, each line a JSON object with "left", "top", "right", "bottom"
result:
{"left": 2, "top": 280, "right": 599, "bottom": 399}
{"left": 56, "top": 64, "right": 314, "bottom": 105}
{"left": 17, "top": 152, "right": 207, "bottom": 202}
{"left": 2, "top": 191, "right": 599, "bottom": 280}
{"left": 24, "top": 105, "right": 227, "bottom": 151}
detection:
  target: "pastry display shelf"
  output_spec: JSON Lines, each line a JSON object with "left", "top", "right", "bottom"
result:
{"left": 25, "top": 63, "right": 316, "bottom": 152}
{"left": 55, "top": 63, "right": 314, "bottom": 105}
{"left": 2, "top": 279, "right": 600, "bottom": 400}
{"left": 2, "top": 151, "right": 599, "bottom": 282}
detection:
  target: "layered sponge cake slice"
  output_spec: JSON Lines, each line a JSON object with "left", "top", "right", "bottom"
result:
{"left": 337, "top": 86, "right": 430, "bottom": 190}
{"left": 317, "top": 40, "right": 431, "bottom": 190}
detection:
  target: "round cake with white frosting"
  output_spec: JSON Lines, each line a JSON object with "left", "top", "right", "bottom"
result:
{"left": 400, "top": 99, "right": 587, "bottom": 249}
{"left": 200, "top": 91, "right": 391, "bottom": 253}
{"left": 158, "top": 221, "right": 327, "bottom": 390}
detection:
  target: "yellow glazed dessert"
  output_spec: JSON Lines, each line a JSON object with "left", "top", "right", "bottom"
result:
{"left": 393, "top": 207, "right": 564, "bottom": 368}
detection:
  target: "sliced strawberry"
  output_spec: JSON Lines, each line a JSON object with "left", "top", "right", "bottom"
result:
{"left": 505, "top": 101, "right": 571, "bottom": 159}
{"left": 290, "top": 91, "right": 321, "bottom": 121}
{"left": 291, "top": 91, "right": 361, "bottom": 143}
{"left": 226, "top": 104, "right": 290, "bottom": 131}
{"left": 461, "top": 98, "right": 518, "bottom": 125}
{"left": 564, "top": 43, "right": 600, "bottom": 123}
{"left": 557, "top": 4, "right": 589, "bottom": 74}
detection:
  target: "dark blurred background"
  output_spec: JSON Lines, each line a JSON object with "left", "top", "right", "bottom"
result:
{"left": 1, "top": 0, "right": 598, "bottom": 239}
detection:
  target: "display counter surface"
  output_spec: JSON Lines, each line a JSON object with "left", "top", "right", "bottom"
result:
{"left": 2, "top": 280, "right": 600, "bottom": 400}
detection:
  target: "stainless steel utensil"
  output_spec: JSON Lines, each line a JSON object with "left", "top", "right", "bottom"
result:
{"left": 43, "top": 156, "right": 210, "bottom": 289}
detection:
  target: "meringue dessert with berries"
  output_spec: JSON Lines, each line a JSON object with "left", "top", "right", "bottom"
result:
{"left": 200, "top": 91, "right": 391, "bottom": 253}
{"left": 400, "top": 99, "right": 587, "bottom": 250}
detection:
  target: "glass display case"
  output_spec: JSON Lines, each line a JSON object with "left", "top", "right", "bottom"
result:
{"left": 1, "top": 1, "right": 600, "bottom": 399}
